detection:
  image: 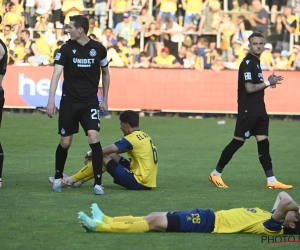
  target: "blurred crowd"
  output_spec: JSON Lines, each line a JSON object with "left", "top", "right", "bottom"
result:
{"left": 0, "top": 0, "right": 300, "bottom": 71}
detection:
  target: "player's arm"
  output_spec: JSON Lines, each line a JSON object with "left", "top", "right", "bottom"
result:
{"left": 100, "top": 64, "right": 110, "bottom": 112}
{"left": 245, "top": 73, "right": 283, "bottom": 93}
{"left": 272, "top": 192, "right": 300, "bottom": 222}
{"left": 46, "top": 64, "right": 64, "bottom": 118}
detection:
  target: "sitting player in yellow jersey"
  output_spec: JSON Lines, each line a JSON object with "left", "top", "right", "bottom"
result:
{"left": 51, "top": 110, "right": 158, "bottom": 192}
{"left": 78, "top": 191, "right": 300, "bottom": 235}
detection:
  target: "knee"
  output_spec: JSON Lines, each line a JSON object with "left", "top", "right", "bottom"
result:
{"left": 60, "top": 138, "right": 72, "bottom": 149}
{"left": 88, "top": 131, "right": 100, "bottom": 144}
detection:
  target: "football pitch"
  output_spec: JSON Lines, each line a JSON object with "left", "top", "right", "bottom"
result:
{"left": 1, "top": 113, "right": 299, "bottom": 250}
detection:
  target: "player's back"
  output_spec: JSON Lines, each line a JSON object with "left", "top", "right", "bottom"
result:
{"left": 214, "top": 207, "right": 283, "bottom": 235}
{"left": 197, "top": 47, "right": 212, "bottom": 69}
{"left": 125, "top": 130, "right": 158, "bottom": 188}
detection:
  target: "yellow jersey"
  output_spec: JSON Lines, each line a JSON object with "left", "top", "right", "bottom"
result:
{"left": 214, "top": 207, "right": 283, "bottom": 235}
{"left": 113, "top": 0, "right": 128, "bottom": 13}
{"left": 184, "top": 0, "right": 202, "bottom": 13}
{"left": 13, "top": 46, "right": 26, "bottom": 61}
{"left": 61, "top": 0, "right": 85, "bottom": 24}
{"left": 4, "top": 12, "right": 22, "bottom": 25}
{"left": 153, "top": 55, "right": 177, "bottom": 66}
{"left": 118, "top": 46, "right": 131, "bottom": 66}
{"left": 114, "top": 130, "right": 158, "bottom": 188}
{"left": 260, "top": 50, "right": 273, "bottom": 66}
{"left": 160, "top": 0, "right": 177, "bottom": 12}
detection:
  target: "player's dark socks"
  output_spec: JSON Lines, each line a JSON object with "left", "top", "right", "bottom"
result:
{"left": 55, "top": 144, "right": 68, "bottom": 179}
{"left": 0, "top": 143, "right": 3, "bottom": 179}
{"left": 106, "top": 159, "right": 119, "bottom": 177}
{"left": 257, "top": 139, "right": 273, "bottom": 174}
{"left": 90, "top": 142, "right": 103, "bottom": 186}
{"left": 216, "top": 139, "right": 244, "bottom": 170}
{"left": 265, "top": 170, "right": 274, "bottom": 178}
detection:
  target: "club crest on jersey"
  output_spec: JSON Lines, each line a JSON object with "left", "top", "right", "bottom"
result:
{"left": 244, "top": 72, "right": 252, "bottom": 80}
{"left": 90, "top": 49, "right": 97, "bottom": 57}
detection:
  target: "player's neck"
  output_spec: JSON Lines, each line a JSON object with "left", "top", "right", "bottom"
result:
{"left": 76, "top": 36, "right": 90, "bottom": 46}
{"left": 249, "top": 52, "right": 261, "bottom": 60}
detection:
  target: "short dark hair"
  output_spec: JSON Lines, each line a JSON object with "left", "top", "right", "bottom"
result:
{"left": 248, "top": 32, "right": 264, "bottom": 42}
{"left": 21, "top": 29, "right": 30, "bottom": 36}
{"left": 283, "top": 221, "right": 300, "bottom": 235}
{"left": 33, "top": 32, "right": 40, "bottom": 39}
{"left": 69, "top": 15, "right": 89, "bottom": 34}
{"left": 119, "top": 110, "right": 139, "bottom": 128}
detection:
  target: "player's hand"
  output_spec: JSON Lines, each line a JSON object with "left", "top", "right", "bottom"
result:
{"left": 46, "top": 101, "right": 56, "bottom": 118}
{"left": 268, "top": 72, "right": 284, "bottom": 86}
{"left": 84, "top": 151, "right": 92, "bottom": 165}
{"left": 99, "top": 100, "right": 108, "bottom": 113}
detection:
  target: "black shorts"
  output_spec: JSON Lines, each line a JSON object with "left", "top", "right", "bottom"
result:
{"left": 58, "top": 98, "right": 100, "bottom": 136}
{"left": 0, "top": 89, "right": 4, "bottom": 127}
{"left": 234, "top": 115, "right": 269, "bottom": 139}
{"left": 52, "top": 9, "right": 62, "bottom": 23}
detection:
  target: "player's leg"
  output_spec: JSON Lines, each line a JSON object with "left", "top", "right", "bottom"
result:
{"left": 82, "top": 101, "right": 104, "bottom": 194}
{"left": 0, "top": 89, "right": 4, "bottom": 188}
{"left": 209, "top": 116, "right": 248, "bottom": 188}
{"left": 53, "top": 100, "right": 79, "bottom": 192}
{"left": 104, "top": 156, "right": 151, "bottom": 190}
{"left": 255, "top": 116, "right": 292, "bottom": 189}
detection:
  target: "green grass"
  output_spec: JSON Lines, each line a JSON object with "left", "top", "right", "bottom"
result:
{"left": 0, "top": 114, "right": 300, "bottom": 250}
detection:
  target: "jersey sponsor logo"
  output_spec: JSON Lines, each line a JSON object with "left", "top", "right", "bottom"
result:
{"left": 246, "top": 60, "right": 250, "bottom": 64}
{"left": 72, "top": 49, "right": 76, "bottom": 54}
{"left": 90, "top": 49, "right": 97, "bottom": 57}
{"left": 54, "top": 53, "right": 61, "bottom": 61}
{"left": 73, "top": 58, "right": 95, "bottom": 68}
{"left": 244, "top": 72, "right": 252, "bottom": 80}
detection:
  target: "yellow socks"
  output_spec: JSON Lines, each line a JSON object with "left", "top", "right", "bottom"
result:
{"left": 72, "top": 162, "right": 107, "bottom": 183}
{"left": 103, "top": 215, "right": 144, "bottom": 224}
{"left": 95, "top": 219, "right": 150, "bottom": 233}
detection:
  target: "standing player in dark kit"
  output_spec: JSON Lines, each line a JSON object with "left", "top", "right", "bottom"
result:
{"left": 46, "top": 15, "right": 110, "bottom": 195}
{"left": 0, "top": 16, "right": 8, "bottom": 189}
{"left": 209, "top": 32, "right": 292, "bottom": 189}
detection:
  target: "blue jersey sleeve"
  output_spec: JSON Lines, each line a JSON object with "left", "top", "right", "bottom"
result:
{"left": 114, "top": 137, "right": 133, "bottom": 151}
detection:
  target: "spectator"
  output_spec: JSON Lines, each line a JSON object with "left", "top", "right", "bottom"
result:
{"left": 35, "top": 14, "right": 50, "bottom": 40}
{"left": 109, "top": 0, "right": 129, "bottom": 27}
{"left": 250, "top": 0, "right": 269, "bottom": 39}
{"left": 219, "top": 13, "right": 235, "bottom": 61}
{"left": 114, "top": 12, "right": 140, "bottom": 47}
{"left": 223, "top": 40, "right": 246, "bottom": 70}
{"left": 117, "top": 37, "right": 133, "bottom": 67}
{"left": 268, "top": 0, "right": 288, "bottom": 28}
{"left": 25, "top": 0, "right": 36, "bottom": 28}
{"left": 3, "top": 2, "right": 23, "bottom": 34}
{"left": 144, "top": 22, "right": 160, "bottom": 58}
{"left": 156, "top": 0, "right": 177, "bottom": 26}
{"left": 195, "top": 37, "right": 212, "bottom": 71}
{"left": 275, "top": 6, "right": 297, "bottom": 51}
{"left": 11, "top": 39, "right": 26, "bottom": 64}
{"left": 61, "top": 0, "right": 85, "bottom": 25}
{"left": 0, "top": 25, "right": 18, "bottom": 50}
{"left": 136, "top": 7, "right": 155, "bottom": 31}
{"left": 232, "top": 15, "right": 253, "bottom": 45}
{"left": 35, "top": 0, "right": 55, "bottom": 16}
{"left": 150, "top": 46, "right": 181, "bottom": 68}
{"left": 292, "top": 46, "right": 300, "bottom": 70}
{"left": 197, "top": 0, "right": 221, "bottom": 50}
{"left": 94, "top": 0, "right": 107, "bottom": 32}
{"left": 211, "top": 52, "right": 224, "bottom": 73}
{"left": 52, "top": 0, "right": 62, "bottom": 28}
{"left": 160, "top": 17, "right": 184, "bottom": 56}
{"left": 88, "top": 18, "right": 102, "bottom": 40}
{"left": 182, "top": 0, "right": 208, "bottom": 32}
{"left": 275, "top": 49, "right": 289, "bottom": 70}
{"left": 28, "top": 32, "right": 52, "bottom": 66}
{"left": 99, "top": 27, "right": 117, "bottom": 48}
{"left": 183, "top": 48, "right": 196, "bottom": 69}
{"left": 175, "top": 45, "right": 187, "bottom": 66}
{"left": 260, "top": 43, "right": 275, "bottom": 71}
{"left": 11, "top": 0, "right": 25, "bottom": 30}
{"left": 107, "top": 44, "right": 125, "bottom": 67}
{"left": 127, "top": 0, "right": 146, "bottom": 22}
{"left": 133, "top": 51, "right": 151, "bottom": 68}
{"left": 52, "top": 40, "right": 64, "bottom": 59}
{"left": 21, "top": 29, "right": 33, "bottom": 58}
{"left": 131, "top": 44, "right": 141, "bottom": 63}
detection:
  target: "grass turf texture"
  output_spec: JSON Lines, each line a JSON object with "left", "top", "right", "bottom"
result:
{"left": 0, "top": 114, "right": 299, "bottom": 250}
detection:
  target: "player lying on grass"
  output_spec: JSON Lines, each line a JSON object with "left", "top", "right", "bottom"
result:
{"left": 50, "top": 110, "right": 158, "bottom": 191}
{"left": 78, "top": 191, "right": 300, "bottom": 235}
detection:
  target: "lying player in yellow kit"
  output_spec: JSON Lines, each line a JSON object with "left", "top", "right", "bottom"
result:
{"left": 78, "top": 191, "right": 300, "bottom": 235}
{"left": 50, "top": 110, "right": 158, "bottom": 191}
